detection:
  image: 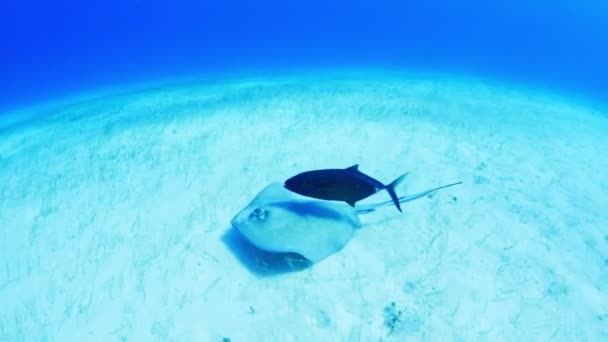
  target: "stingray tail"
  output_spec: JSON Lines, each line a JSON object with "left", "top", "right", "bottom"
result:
{"left": 385, "top": 172, "right": 408, "bottom": 213}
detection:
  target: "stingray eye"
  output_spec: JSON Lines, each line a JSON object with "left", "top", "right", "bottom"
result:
{"left": 249, "top": 208, "right": 268, "bottom": 221}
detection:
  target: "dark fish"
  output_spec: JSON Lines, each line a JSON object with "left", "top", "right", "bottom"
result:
{"left": 284, "top": 164, "right": 408, "bottom": 212}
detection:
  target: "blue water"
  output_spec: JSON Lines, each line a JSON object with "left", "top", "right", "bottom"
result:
{"left": 1, "top": 2, "right": 608, "bottom": 341}
{"left": 1, "top": 0, "right": 607, "bottom": 112}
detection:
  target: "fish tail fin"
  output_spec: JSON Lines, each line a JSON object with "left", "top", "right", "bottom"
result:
{"left": 385, "top": 172, "right": 408, "bottom": 213}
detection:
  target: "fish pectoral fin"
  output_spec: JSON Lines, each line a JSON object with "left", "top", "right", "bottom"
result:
{"left": 346, "top": 164, "right": 359, "bottom": 171}
{"left": 346, "top": 200, "right": 357, "bottom": 207}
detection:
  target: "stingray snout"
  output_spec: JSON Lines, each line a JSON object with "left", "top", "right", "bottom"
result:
{"left": 230, "top": 210, "right": 247, "bottom": 229}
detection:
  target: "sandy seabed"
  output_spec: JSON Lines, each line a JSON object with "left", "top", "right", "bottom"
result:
{"left": 1, "top": 72, "right": 607, "bottom": 341}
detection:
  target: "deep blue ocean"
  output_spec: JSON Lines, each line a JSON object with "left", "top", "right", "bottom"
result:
{"left": 2, "top": 0, "right": 607, "bottom": 112}
{"left": 0, "top": 0, "right": 608, "bottom": 342}
{"left": 2, "top": 1, "right": 608, "bottom": 340}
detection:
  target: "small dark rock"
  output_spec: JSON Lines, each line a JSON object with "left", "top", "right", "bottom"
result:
{"left": 384, "top": 302, "right": 402, "bottom": 335}
{"left": 383, "top": 302, "right": 422, "bottom": 335}
{"left": 546, "top": 280, "right": 568, "bottom": 296}
{"left": 474, "top": 175, "right": 490, "bottom": 184}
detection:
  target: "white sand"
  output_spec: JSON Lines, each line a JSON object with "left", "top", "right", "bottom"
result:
{"left": 1, "top": 72, "right": 607, "bottom": 341}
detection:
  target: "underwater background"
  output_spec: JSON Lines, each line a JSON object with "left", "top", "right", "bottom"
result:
{"left": 1, "top": 1, "right": 608, "bottom": 341}
{"left": 2, "top": 0, "right": 608, "bottom": 111}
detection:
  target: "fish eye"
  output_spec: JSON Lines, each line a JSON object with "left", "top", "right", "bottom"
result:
{"left": 249, "top": 208, "right": 268, "bottom": 221}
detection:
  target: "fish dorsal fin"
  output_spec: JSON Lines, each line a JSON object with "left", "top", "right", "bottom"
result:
{"left": 346, "top": 164, "right": 359, "bottom": 171}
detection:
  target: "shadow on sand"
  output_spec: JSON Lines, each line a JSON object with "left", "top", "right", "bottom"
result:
{"left": 221, "top": 227, "right": 312, "bottom": 277}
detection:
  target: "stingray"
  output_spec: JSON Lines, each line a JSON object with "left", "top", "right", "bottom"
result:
{"left": 285, "top": 164, "right": 408, "bottom": 212}
{"left": 231, "top": 180, "right": 461, "bottom": 263}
